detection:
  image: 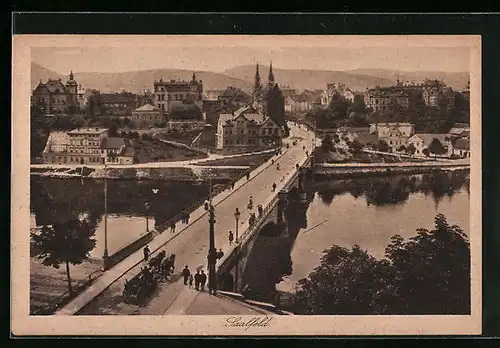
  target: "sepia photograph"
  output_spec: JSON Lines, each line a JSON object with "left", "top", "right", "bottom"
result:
{"left": 12, "top": 34, "right": 481, "bottom": 336}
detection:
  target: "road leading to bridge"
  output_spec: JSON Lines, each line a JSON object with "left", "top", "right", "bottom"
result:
{"left": 75, "top": 124, "right": 314, "bottom": 315}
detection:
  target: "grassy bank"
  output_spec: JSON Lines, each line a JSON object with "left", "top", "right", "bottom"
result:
{"left": 195, "top": 153, "right": 274, "bottom": 171}
{"left": 132, "top": 138, "right": 207, "bottom": 163}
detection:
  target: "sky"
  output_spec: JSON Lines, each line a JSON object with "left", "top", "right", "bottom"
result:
{"left": 30, "top": 36, "right": 472, "bottom": 74}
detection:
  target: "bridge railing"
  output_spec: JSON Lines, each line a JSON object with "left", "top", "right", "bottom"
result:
{"left": 216, "top": 153, "right": 311, "bottom": 272}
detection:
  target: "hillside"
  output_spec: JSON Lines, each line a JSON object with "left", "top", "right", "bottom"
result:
{"left": 31, "top": 63, "right": 65, "bottom": 90}
{"left": 31, "top": 62, "right": 253, "bottom": 94}
{"left": 222, "top": 65, "right": 395, "bottom": 93}
{"left": 345, "top": 68, "right": 469, "bottom": 91}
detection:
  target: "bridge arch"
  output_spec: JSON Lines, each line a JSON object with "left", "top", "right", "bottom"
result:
{"left": 219, "top": 273, "right": 234, "bottom": 292}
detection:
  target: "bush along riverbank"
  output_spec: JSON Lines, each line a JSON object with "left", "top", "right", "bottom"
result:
{"left": 313, "top": 164, "right": 470, "bottom": 180}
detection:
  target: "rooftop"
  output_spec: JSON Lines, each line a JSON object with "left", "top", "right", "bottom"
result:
{"left": 453, "top": 138, "right": 470, "bottom": 150}
{"left": 102, "top": 137, "right": 125, "bottom": 149}
{"left": 134, "top": 103, "right": 161, "bottom": 112}
{"left": 68, "top": 127, "right": 108, "bottom": 135}
{"left": 410, "top": 133, "right": 450, "bottom": 144}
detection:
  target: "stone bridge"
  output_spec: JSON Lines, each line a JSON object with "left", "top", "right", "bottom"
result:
{"left": 215, "top": 155, "right": 314, "bottom": 292}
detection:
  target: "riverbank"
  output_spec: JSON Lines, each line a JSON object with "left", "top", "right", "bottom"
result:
{"left": 314, "top": 161, "right": 470, "bottom": 180}
{"left": 30, "top": 165, "right": 250, "bottom": 182}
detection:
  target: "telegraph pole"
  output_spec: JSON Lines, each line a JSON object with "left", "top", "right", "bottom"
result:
{"left": 207, "top": 174, "right": 217, "bottom": 294}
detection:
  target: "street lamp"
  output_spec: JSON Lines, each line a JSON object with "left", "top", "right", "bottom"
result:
{"left": 234, "top": 208, "right": 241, "bottom": 243}
{"left": 103, "top": 162, "right": 109, "bottom": 265}
{"left": 144, "top": 201, "right": 151, "bottom": 232}
{"left": 207, "top": 171, "right": 217, "bottom": 294}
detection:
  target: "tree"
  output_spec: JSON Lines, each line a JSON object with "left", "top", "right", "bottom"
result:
{"left": 31, "top": 218, "right": 97, "bottom": 294}
{"left": 406, "top": 143, "right": 417, "bottom": 156}
{"left": 320, "top": 135, "right": 334, "bottom": 153}
{"left": 428, "top": 138, "right": 446, "bottom": 156}
{"left": 396, "top": 145, "right": 406, "bottom": 153}
{"left": 422, "top": 148, "right": 430, "bottom": 157}
{"left": 292, "top": 214, "right": 470, "bottom": 315}
{"left": 376, "top": 140, "right": 390, "bottom": 153}
{"left": 350, "top": 94, "right": 367, "bottom": 115}
{"left": 350, "top": 139, "right": 364, "bottom": 155}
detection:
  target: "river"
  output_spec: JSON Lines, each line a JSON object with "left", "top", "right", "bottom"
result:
{"left": 240, "top": 170, "right": 470, "bottom": 302}
{"left": 30, "top": 176, "right": 213, "bottom": 259}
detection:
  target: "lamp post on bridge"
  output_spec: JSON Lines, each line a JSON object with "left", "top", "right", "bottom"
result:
{"left": 144, "top": 201, "right": 151, "bottom": 232}
{"left": 207, "top": 171, "right": 218, "bottom": 295}
{"left": 103, "top": 162, "right": 109, "bottom": 267}
{"left": 234, "top": 208, "right": 241, "bottom": 243}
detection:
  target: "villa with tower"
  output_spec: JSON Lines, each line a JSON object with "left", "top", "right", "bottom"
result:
{"left": 31, "top": 71, "right": 86, "bottom": 115}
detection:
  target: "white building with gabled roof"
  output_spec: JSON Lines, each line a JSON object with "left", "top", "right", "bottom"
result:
{"left": 216, "top": 105, "right": 282, "bottom": 149}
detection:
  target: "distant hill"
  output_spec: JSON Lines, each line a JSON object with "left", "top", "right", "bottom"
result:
{"left": 31, "top": 62, "right": 470, "bottom": 97}
{"left": 223, "top": 65, "right": 470, "bottom": 93}
{"left": 222, "top": 65, "right": 396, "bottom": 93}
{"left": 31, "top": 62, "right": 253, "bottom": 94}
{"left": 31, "top": 63, "right": 65, "bottom": 90}
{"left": 345, "top": 68, "right": 469, "bottom": 91}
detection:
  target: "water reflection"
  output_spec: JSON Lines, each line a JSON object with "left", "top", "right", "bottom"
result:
{"left": 242, "top": 170, "right": 470, "bottom": 305}
{"left": 30, "top": 176, "right": 211, "bottom": 258}
{"left": 316, "top": 170, "right": 469, "bottom": 207}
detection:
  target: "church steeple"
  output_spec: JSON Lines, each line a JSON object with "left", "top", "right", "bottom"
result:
{"left": 254, "top": 63, "right": 262, "bottom": 89}
{"left": 192, "top": 72, "right": 196, "bottom": 81}
{"left": 268, "top": 61, "right": 275, "bottom": 85}
{"left": 69, "top": 70, "right": 74, "bottom": 80}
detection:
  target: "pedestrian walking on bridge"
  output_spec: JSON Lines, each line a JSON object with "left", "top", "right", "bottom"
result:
{"left": 272, "top": 182, "right": 277, "bottom": 192}
{"left": 200, "top": 270, "right": 207, "bottom": 292}
{"left": 181, "top": 265, "right": 191, "bottom": 285}
{"left": 228, "top": 230, "right": 234, "bottom": 246}
{"left": 143, "top": 245, "right": 150, "bottom": 262}
{"left": 170, "top": 221, "right": 176, "bottom": 234}
{"left": 194, "top": 270, "right": 201, "bottom": 290}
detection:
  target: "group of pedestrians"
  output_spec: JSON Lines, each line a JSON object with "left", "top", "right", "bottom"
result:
{"left": 180, "top": 212, "right": 190, "bottom": 224}
{"left": 181, "top": 266, "right": 208, "bottom": 291}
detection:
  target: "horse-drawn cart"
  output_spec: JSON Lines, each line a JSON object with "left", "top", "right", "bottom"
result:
{"left": 122, "top": 251, "right": 176, "bottom": 305}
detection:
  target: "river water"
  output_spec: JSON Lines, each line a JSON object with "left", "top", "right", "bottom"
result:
{"left": 30, "top": 176, "right": 211, "bottom": 259}
{"left": 241, "top": 170, "right": 470, "bottom": 302}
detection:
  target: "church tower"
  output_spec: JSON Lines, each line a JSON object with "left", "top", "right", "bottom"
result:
{"left": 253, "top": 63, "right": 263, "bottom": 104}
{"left": 268, "top": 61, "right": 275, "bottom": 87}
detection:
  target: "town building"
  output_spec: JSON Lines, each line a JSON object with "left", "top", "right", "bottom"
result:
{"left": 450, "top": 138, "right": 470, "bottom": 158}
{"left": 131, "top": 103, "right": 165, "bottom": 128}
{"left": 364, "top": 86, "right": 411, "bottom": 112}
{"left": 42, "top": 127, "right": 135, "bottom": 165}
{"left": 100, "top": 91, "right": 138, "bottom": 116}
{"left": 280, "top": 85, "right": 298, "bottom": 98}
{"left": 215, "top": 105, "right": 282, "bottom": 150}
{"left": 217, "top": 87, "right": 252, "bottom": 107}
{"left": 421, "top": 79, "right": 455, "bottom": 108}
{"left": 449, "top": 122, "right": 470, "bottom": 139}
{"left": 406, "top": 133, "right": 452, "bottom": 156}
{"left": 204, "top": 89, "right": 223, "bottom": 101}
{"left": 321, "top": 83, "right": 355, "bottom": 107}
{"left": 153, "top": 73, "right": 204, "bottom": 113}
{"left": 370, "top": 123, "right": 415, "bottom": 152}
{"left": 462, "top": 79, "right": 470, "bottom": 100}
{"left": 285, "top": 94, "right": 314, "bottom": 114}
{"left": 31, "top": 71, "right": 81, "bottom": 115}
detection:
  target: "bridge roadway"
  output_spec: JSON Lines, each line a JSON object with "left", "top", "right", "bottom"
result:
{"left": 58, "top": 124, "right": 314, "bottom": 315}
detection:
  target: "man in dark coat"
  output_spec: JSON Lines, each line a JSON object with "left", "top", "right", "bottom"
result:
{"left": 194, "top": 270, "right": 201, "bottom": 291}
{"left": 200, "top": 270, "right": 207, "bottom": 292}
{"left": 143, "top": 245, "right": 150, "bottom": 262}
{"left": 181, "top": 265, "right": 190, "bottom": 285}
